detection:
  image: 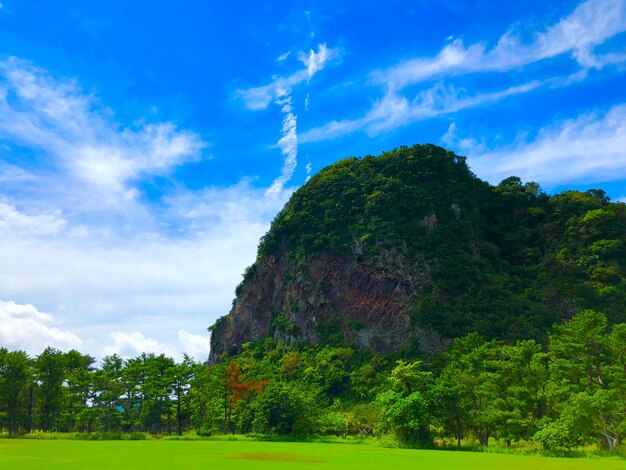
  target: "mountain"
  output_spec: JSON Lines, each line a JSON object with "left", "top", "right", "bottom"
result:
{"left": 209, "top": 144, "right": 626, "bottom": 363}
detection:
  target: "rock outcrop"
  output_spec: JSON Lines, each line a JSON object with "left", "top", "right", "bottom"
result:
{"left": 209, "top": 249, "right": 449, "bottom": 362}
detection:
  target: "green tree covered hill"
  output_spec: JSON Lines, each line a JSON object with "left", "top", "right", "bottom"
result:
{"left": 210, "top": 144, "right": 626, "bottom": 360}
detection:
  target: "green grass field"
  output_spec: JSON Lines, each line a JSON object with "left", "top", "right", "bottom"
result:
{"left": 1, "top": 440, "right": 625, "bottom": 470}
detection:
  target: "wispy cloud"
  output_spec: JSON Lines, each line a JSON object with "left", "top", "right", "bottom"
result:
{"left": 441, "top": 122, "right": 486, "bottom": 155}
{"left": 470, "top": 104, "right": 626, "bottom": 186}
{"left": 302, "top": 80, "right": 544, "bottom": 142}
{"left": 235, "top": 43, "right": 340, "bottom": 110}
{"left": 276, "top": 50, "right": 291, "bottom": 62}
{"left": 303, "top": 0, "right": 626, "bottom": 142}
{"left": 0, "top": 160, "right": 36, "bottom": 184}
{"left": 0, "top": 58, "right": 207, "bottom": 203}
{"left": 371, "top": 0, "right": 626, "bottom": 90}
{"left": 238, "top": 43, "right": 340, "bottom": 194}
{"left": 267, "top": 89, "right": 298, "bottom": 196}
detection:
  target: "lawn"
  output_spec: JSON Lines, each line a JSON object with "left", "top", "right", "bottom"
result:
{"left": 1, "top": 439, "right": 625, "bottom": 470}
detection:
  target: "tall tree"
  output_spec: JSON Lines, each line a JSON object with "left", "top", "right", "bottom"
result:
{"left": 63, "top": 350, "right": 96, "bottom": 432}
{"left": 35, "top": 347, "right": 65, "bottom": 432}
{"left": 0, "top": 349, "right": 32, "bottom": 435}
{"left": 170, "top": 354, "right": 195, "bottom": 435}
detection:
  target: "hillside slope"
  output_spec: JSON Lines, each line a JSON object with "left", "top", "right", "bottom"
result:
{"left": 209, "top": 144, "right": 626, "bottom": 362}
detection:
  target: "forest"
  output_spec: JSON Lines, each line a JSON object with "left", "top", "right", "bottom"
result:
{"left": 1, "top": 309, "right": 624, "bottom": 451}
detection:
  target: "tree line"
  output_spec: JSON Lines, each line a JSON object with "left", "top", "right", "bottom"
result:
{"left": 1, "top": 310, "right": 625, "bottom": 450}
{"left": 0, "top": 349, "right": 197, "bottom": 436}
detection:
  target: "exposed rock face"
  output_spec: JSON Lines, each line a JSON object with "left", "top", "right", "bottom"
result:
{"left": 209, "top": 249, "right": 448, "bottom": 363}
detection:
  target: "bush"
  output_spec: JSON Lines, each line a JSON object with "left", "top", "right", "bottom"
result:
{"left": 377, "top": 390, "right": 433, "bottom": 448}
{"left": 317, "top": 412, "right": 348, "bottom": 436}
{"left": 346, "top": 404, "right": 379, "bottom": 436}
{"left": 534, "top": 420, "right": 584, "bottom": 450}
{"left": 251, "top": 382, "right": 318, "bottom": 436}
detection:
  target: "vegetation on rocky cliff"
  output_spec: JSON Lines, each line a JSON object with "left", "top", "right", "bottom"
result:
{"left": 212, "top": 144, "right": 626, "bottom": 359}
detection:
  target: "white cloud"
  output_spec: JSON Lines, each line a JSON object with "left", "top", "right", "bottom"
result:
{"left": 371, "top": 39, "right": 485, "bottom": 91}
{"left": 470, "top": 104, "right": 626, "bottom": 186}
{"left": 103, "top": 331, "right": 173, "bottom": 358}
{"left": 298, "top": 44, "right": 334, "bottom": 79}
{"left": 0, "top": 297, "right": 213, "bottom": 361}
{"left": 177, "top": 329, "right": 211, "bottom": 360}
{"left": 0, "top": 160, "right": 36, "bottom": 184}
{"left": 236, "top": 44, "right": 337, "bottom": 196}
{"left": 0, "top": 179, "right": 292, "bottom": 360}
{"left": 236, "top": 43, "right": 340, "bottom": 111}
{"left": 302, "top": 80, "right": 544, "bottom": 142}
{"left": 303, "top": 0, "right": 626, "bottom": 142}
{"left": 441, "top": 122, "right": 457, "bottom": 146}
{"left": 0, "top": 199, "right": 67, "bottom": 238}
{"left": 266, "top": 89, "right": 298, "bottom": 196}
{"left": 372, "top": 0, "right": 626, "bottom": 90}
{"left": 0, "top": 299, "right": 83, "bottom": 354}
{"left": 441, "top": 122, "right": 486, "bottom": 155}
{"left": 93, "top": 326, "right": 212, "bottom": 362}
{"left": 0, "top": 58, "right": 206, "bottom": 201}
{"left": 164, "top": 178, "right": 292, "bottom": 234}
{"left": 0, "top": 298, "right": 212, "bottom": 361}
{"left": 537, "top": 0, "right": 626, "bottom": 68}
{"left": 277, "top": 51, "right": 291, "bottom": 62}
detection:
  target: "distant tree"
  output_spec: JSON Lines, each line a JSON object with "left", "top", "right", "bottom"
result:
{"left": 35, "top": 347, "right": 65, "bottom": 431}
{"left": 170, "top": 354, "right": 195, "bottom": 435}
{"left": 428, "top": 379, "right": 466, "bottom": 446}
{"left": 120, "top": 356, "right": 145, "bottom": 432}
{"left": 63, "top": 350, "right": 96, "bottom": 432}
{"left": 376, "top": 361, "right": 433, "bottom": 447}
{"left": 541, "top": 310, "right": 625, "bottom": 449}
{"left": 138, "top": 353, "right": 176, "bottom": 433}
{"left": 250, "top": 381, "right": 316, "bottom": 435}
{"left": 188, "top": 362, "right": 229, "bottom": 434}
{"left": 0, "top": 349, "right": 32, "bottom": 435}
{"left": 94, "top": 354, "right": 124, "bottom": 432}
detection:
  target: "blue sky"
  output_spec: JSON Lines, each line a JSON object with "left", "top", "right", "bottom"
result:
{"left": 0, "top": 0, "right": 624, "bottom": 360}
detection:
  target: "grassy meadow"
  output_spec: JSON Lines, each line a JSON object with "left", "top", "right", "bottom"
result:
{"left": 1, "top": 439, "right": 625, "bottom": 470}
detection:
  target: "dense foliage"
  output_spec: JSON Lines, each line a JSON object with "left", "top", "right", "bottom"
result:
{"left": 2, "top": 311, "right": 626, "bottom": 450}
{"left": 250, "top": 144, "right": 626, "bottom": 342}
